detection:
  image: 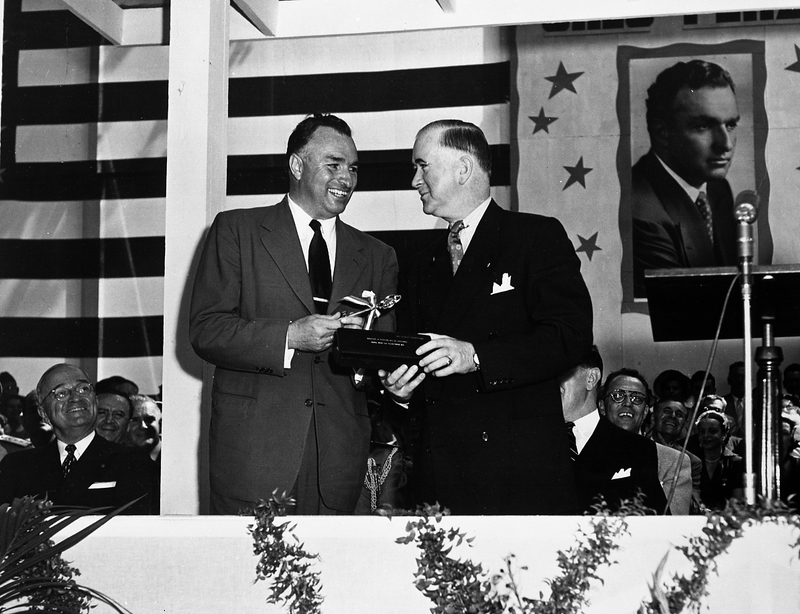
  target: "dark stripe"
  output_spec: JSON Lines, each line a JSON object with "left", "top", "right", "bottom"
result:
{"left": 227, "top": 145, "right": 511, "bottom": 195}
{"left": 0, "top": 238, "right": 165, "bottom": 279}
{"left": 0, "top": 317, "right": 162, "bottom": 358}
{"left": 9, "top": 8, "right": 110, "bottom": 50}
{"left": 0, "top": 159, "right": 167, "bottom": 201}
{"left": 1, "top": 145, "right": 510, "bottom": 200}
{"left": 229, "top": 63, "right": 511, "bottom": 117}
{"left": 15, "top": 82, "right": 167, "bottom": 125}
{"left": 13, "top": 63, "right": 509, "bottom": 125}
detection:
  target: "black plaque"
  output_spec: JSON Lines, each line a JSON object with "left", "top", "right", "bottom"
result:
{"left": 332, "top": 329, "right": 430, "bottom": 370}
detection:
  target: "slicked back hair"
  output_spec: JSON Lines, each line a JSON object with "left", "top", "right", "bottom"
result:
{"left": 645, "top": 60, "right": 736, "bottom": 136}
{"left": 419, "top": 119, "right": 492, "bottom": 176}
{"left": 287, "top": 113, "right": 353, "bottom": 158}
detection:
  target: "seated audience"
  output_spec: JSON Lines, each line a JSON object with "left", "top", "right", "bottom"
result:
{"left": 650, "top": 399, "right": 702, "bottom": 508}
{"left": 780, "top": 394, "right": 800, "bottom": 510}
{"left": 95, "top": 376, "right": 139, "bottom": 398}
{"left": 784, "top": 364, "right": 800, "bottom": 398}
{"left": 0, "top": 372, "right": 19, "bottom": 404}
{"left": 599, "top": 371, "right": 693, "bottom": 515}
{"left": 723, "top": 361, "right": 746, "bottom": 437}
{"left": 686, "top": 370, "right": 716, "bottom": 409}
{"left": 22, "top": 390, "right": 54, "bottom": 449}
{"left": 95, "top": 393, "right": 133, "bottom": 444}
{"left": 694, "top": 409, "right": 745, "bottom": 510}
{"left": 127, "top": 395, "right": 162, "bottom": 461}
{"left": 695, "top": 394, "right": 744, "bottom": 456}
{"left": 653, "top": 369, "right": 691, "bottom": 404}
{"left": 559, "top": 348, "right": 667, "bottom": 514}
{"left": 0, "top": 364, "right": 153, "bottom": 514}
{"left": 2, "top": 394, "right": 28, "bottom": 439}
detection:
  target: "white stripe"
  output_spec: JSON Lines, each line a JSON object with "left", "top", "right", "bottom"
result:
{"left": 0, "top": 277, "right": 164, "bottom": 318}
{"left": 16, "top": 121, "right": 167, "bottom": 163}
{"left": 0, "top": 199, "right": 165, "bottom": 240}
{"left": 18, "top": 104, "right": 507, "bottom": 162}
{"left": 229, "top": 105, "right": 510, "bottom": 156}
{"left": 18, "top": 29, "right": 507, "bottom": 87}
{"left": 229, "top": 27, "right": 511, "bottom": 78}
{"left": 226, "top": 186, "right": 511, "bottom": 231}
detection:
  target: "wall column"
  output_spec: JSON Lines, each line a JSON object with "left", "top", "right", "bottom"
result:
{"left": 162, "top": 0, "right": 229, "bottom": 514}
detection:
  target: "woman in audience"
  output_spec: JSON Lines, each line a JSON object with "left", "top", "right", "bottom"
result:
{"left": 695, "top": 409, "right": 745, "bottom": 510}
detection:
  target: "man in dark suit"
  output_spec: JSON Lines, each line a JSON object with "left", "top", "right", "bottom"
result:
{"left": 381, "top": 119, "right": 593, "bottom": 514}
{"left": 561, "top": 353, "right": 669, "bottom": 514}
{"left": 0, "top": 364, "right": 153, "bottom": 514}
{"left": 632, "top": 60, "right": 740, "bottom": 296}
{"left": 190, "top": 114, "right": 398, "bottom": 515}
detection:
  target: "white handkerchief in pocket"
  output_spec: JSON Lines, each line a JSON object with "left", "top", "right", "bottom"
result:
{"left": 88, "top": 481, "right": 117, "bottom": 490}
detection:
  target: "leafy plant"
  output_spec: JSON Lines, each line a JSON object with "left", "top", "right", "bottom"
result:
{"left": 639, "top": 497, "right": 800, "bottom": 614}
{"left": 250, "top": 491, "right": 323, "bottom": 614}
{"left": 0, "top": 496, "right": 133, "bottom": 613}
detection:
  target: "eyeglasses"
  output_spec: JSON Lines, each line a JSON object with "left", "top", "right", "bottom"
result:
{"left": 43, "top": 382, "right": 94, "bottom": 403}
{"left": 606, "top": 389, "right": 647, "bottom": 406}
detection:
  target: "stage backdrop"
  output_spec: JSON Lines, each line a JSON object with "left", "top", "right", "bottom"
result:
{"left": 515, "top": 13, "right": 800, "bottom": 384}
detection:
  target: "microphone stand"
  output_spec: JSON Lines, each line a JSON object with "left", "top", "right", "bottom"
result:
{"left": 736, "top": 208, "right": 757, "bottom": 504}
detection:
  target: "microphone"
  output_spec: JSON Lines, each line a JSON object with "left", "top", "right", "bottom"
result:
{"left": 734, "top": 189, "right": 760, "bottom": 224}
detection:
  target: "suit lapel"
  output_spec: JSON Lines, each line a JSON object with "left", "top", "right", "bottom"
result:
{"left": 435, "top": 202, "right": 502, "bottom": 334}
{"left": 258, "top": 199, "right": 316, "bottom": 315}
{"left": 64, "top": 435, "right": 109, "bottom": 491}
{"left": 329, "top": 220, "right": 366, "bottom": 313}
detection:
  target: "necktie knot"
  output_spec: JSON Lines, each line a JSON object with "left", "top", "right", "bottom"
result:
{"left": 695, "top": 191, "right": 714, "bottom": 242}
{"left": 565, "top": 421, "right": 578, "bottom": 461}
{"left": 308, "top": 220, "right": 332, "bottom": 314}
{"left": 63, "top": 444, "right": 77, "bottom": 477}
{"left": 447, "top": 220, "right": 466, "bottom": 275}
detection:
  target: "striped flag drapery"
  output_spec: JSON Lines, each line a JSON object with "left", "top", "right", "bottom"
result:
{"left": 0, "top": 0, "right": 512, "bottom": 393}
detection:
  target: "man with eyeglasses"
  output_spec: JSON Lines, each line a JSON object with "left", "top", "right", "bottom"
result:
{"left": 559, "top": 352, "right": 667, "bottom": 514}
{"left": 0, "top": 363, "right": 153, "bottom": 513}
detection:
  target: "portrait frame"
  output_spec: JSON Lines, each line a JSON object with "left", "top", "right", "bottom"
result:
{"left": 616, "top": 40, "right": 771, "bottom": 310}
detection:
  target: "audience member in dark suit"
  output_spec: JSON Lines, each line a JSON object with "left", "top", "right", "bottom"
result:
{"left": 632, "top": 60, "right": 740, "bottom": 296}
{"left": 559, "top": 350, "right": 667, "bottom": 514}
{"left": 190, "top": 114, "right": 398, "bottom": 515}
{"left": 723, "top": 361, "right": 746, "bottom": 438}
{"left": 0, "top": 364, "right": 153, "bottom": 514}
{"left": 381, "top": 119, "right": 593, "bottom": 515}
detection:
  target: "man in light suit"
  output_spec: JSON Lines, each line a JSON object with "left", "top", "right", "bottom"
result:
{"left": 632, "top": 60, "right": 740, "bottom": 296}
{"left": 561, "top": 351, "right": 669, "bottom": 514}
{"left": 190, "top": 114, "right": 398, "bottom": 515}
{"left": 381, "top": 120, "right": 593, "bottom": 514}
{"left": 0, "top": 364, "right": 153, "bottom": 514}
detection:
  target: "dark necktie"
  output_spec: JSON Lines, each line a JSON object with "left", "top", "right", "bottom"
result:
{"left": 62, "top": 444, "right": 77, "bottom": 477}
{"left": 565, "top": 422, "right": 578, "bottom": 461}
{"left": 447, "top": 220, "right": 466, "bottom": 275}
{"left": 695, "top": 191, "right": 714, "bottom": 242}
{"left": 308, "top": 220, "right": 332, "bottom": 315}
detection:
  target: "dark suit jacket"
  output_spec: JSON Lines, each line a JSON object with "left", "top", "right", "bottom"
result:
{"left": 632, "top": 150, "right": 737, "bottom": 296}
{"left": 0, "top": 435, "right": 153, "bottom": 514}
{"left": 189, "top": 199, "right": 398, "bottom": 511}
{"left": 401, "top": 201, "right": 593, "bottom": 514}
{"left": 574, "top": 417, "right": 668, "bottom": 514}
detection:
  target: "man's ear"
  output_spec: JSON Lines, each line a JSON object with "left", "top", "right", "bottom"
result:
{"left": 289, "top": 153, "right": 304, "bottom": 181}
{"left": 597, "top": 396, "right": 606, "bottom": 416}
{"left": 586, "top": 367, "right": 601, "bottom": 392}
{"left": 38, "top": 405, "right": 51, "bottom": 426}
{"left": 651, "top": 119, "right": 670, "bottom": 150}
{"left": 457, "top": 155, "right": 473, "bottom": 185}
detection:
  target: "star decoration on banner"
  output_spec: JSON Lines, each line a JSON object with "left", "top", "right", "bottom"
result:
{"left": 545, "top": 62, "right": 584, "bottom": 99}
{"left": 563, "top": 157, "right": 592, "bottom": 190}
{"left": 787, "top": 45, "right": 800, "bottom": 74}
{"left": 529, "top": 107, "right": 558, "bottom": 134}
{"left": 575, "top": 232, "right": 602, "bottom": 261}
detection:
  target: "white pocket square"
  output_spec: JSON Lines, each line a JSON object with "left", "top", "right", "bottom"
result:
{"left": 611, "top": 468, "right": 631, "bottom": 480}
{"left": 491, "top": 273, "right": 514, "bottom": 295}
{"left": 88, "top": 481, "right": 116, "bottom": 490}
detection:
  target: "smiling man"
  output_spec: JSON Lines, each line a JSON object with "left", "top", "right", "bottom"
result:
{"left": 95, "top": 392, "right": 132, "bottom": 444}
{"left": 190, "top": 114, "right": 398, "bottom": 515}
{"left": 0, "top": 364, "right": 153, "bottom": 513}
{"left": 631, "top": 60, "right": 741, "bottom": 296}
{"left": 380, "top": 119, "right": 593, "bottom": 514}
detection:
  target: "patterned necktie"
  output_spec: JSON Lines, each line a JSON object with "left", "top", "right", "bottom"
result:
{"left": 695, "top": 191, "right": 714, "bottom": 242}
{"left": 447, "top": 220, "right": 466, "bottom": 275}
{"left": 565, "top": 422, "right": 578, "bottom": 461}
{"left": 62, "top": 444, "right": 77, "bottom": 477}
{"left": 308, "top": 220, "right": 332, "bottom": 314}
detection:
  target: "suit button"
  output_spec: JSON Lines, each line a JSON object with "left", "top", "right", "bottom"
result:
{"left": 304, "top": 399, "right": 313, "bottom": 407}
{"left": 265, "top": 368, "right": 273, "bottom": 374}
{"left": 482, "top": 431, "right": 489, "bottom": 442}
{"left": 314, "top": 356, "right": 321, "bottom": 364}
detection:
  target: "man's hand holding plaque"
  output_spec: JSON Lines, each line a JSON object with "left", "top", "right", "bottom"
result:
{"left": 331, "top": 291, "right": 430, "bottom": 372}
